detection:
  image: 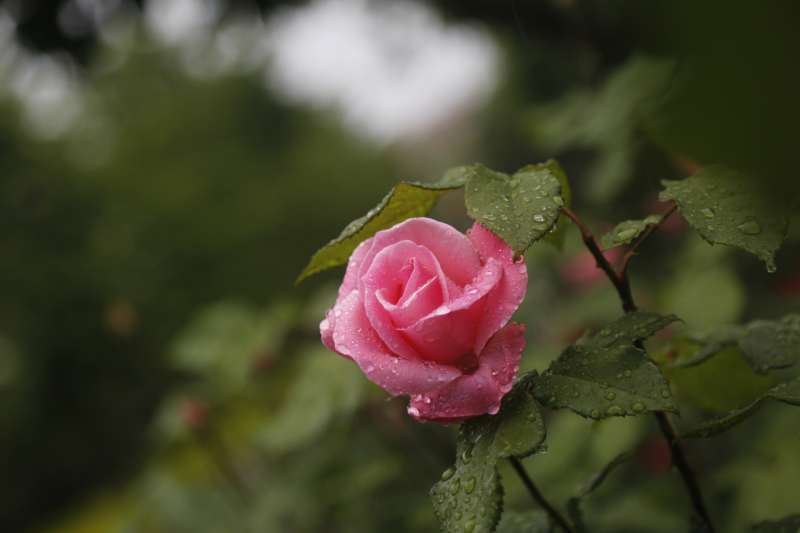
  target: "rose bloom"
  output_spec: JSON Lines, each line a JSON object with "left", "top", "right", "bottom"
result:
{"left": 320, "top": 217, "right": 527, "bottom": 424}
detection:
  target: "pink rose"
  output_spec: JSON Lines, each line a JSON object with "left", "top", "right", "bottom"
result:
{"left": 320, "top": 217, "right": 527, "bottom": 424}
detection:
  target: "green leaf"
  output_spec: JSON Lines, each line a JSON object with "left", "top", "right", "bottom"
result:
{"left": 659, "top": 164, "right": 788, "bottom": 272}
{"left": 296, "top": 165, "right": 470, "bottom": 283}
{"left": 431, "top": 375, "right": 546, "bottom": 533}
{"left": 519, "top": 159, "right": 572, "bottom": 251}
{"left": 494, "top": 511, "right": 553, "bottom": 533}
{"left": 465, "top": 164, "right": 564, "bottom": 258}
{"left": 674, "top": 315, "right": 800, "bottom": 374}
{"left": 599, "top": 215, "right": 665, "bottom": 251}
{"left": 752, "top": 514, "right": 800, "bottom": 533}
{"left": 566, "top": 452, "right": 635, "bottom": 533}
{"left": 676, "top": 376, "right": 800, "bottom": 441}
{"left": 533, "top": 312, "right": 681, "bottom": 420}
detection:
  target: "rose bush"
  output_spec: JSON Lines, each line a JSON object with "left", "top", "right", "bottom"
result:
{"left": 320, "top": 217, "right": 527, "bottom": 424}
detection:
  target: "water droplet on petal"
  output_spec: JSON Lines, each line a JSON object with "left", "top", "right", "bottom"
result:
{"left": 320, "top": 319, "right": 330, "bottom": 330}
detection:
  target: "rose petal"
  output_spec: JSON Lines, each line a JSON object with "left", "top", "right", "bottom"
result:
{"left": 362, "top": 241, "right": 448, "bottom": 362}
{"left": 332, "top": 290, "right": 461, "bottom": 395}
{"left": 467, "top": 223, "right": 528, "bottom": 353}
{"left": 407, "top": 323, "right": 525, "bottom": 423}
{"left": 358, "top": 218, "right": 482, "bottom": 290}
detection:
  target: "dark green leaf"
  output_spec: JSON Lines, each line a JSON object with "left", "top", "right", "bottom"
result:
{"left": 566, "top": 452, "right": 635, "bottom": 533}
{"left": 465, "top": 164, "right": 564, "bottom": 258}
{"left": 599, "top": 215, "right": 665, "bottom": 251}
{"left": 752, "top": 514, "right": 800, "bottom": 533}
{"left": 533, "top": 312, "right": 680, "bottom": 420}
{"left": 296, "top": 166, "right": 470, "bottom": 283}
{"left": 494, "top": 511, "right": 553, "bottom": 533}
{"left": 676, "top": 376, "right": 800, "bottom": 441}
{"left": 431, "top": 375, "right": 546, "bottom": 533}
{"left": 519, "top": 159, "right": 572, "bottom": 251}
{"left": 659, "top": 165, "right": 788, "bottom": 272}
{"left": 674, "top": 315, "right": 800, "bottom": 374}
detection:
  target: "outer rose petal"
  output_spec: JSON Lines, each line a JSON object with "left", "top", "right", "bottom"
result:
{"left": 330, "top": 290, "right": 460, "bottom": 395}
{"left": 467, "top": 223, "right": 528, "bottom": 354}
{"left": 408, "top": 323, "right": 526, "bottom": 424}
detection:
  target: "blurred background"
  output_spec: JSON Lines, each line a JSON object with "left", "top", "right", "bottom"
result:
{"left": 0, "top": 0, "right": 798, "bottom": 532}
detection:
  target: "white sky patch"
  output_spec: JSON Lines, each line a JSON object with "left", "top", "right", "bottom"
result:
{"left": 264, "top": 0, "right": 499, "bottom": 144}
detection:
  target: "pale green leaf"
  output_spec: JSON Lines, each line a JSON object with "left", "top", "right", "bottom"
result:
{"left": 431, "top": 375, "right": 546, "bottom": 533}
{"left": 533, "top": 312, "right": 680, "bottom": 420}
{"left": 600, "top": 215, "right": 665, "bottom": 251}
{"left": 752, "top": 514, "right": 800, "bottom": 533}
{"left": 465, "top": 164, "right": 564, "bottom": 257}
{"left": 297, "top": 166, "right": 469, "bottom": 283}
{"left": 659, "top": 165, "right": 788, "bottom": 272}
{"left": 676, "top": 376, "right": 800, "bottom": 441}
{"left": 674, "top": 315, "right": 800, "bottom": 374}
{"left": 494, "top": 511, "right": 553, "bottom": 533}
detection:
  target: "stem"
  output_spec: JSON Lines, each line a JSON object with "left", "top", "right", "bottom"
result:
{"left": 563, "top": 204, "right": 716, "bottom": 533}
{"left": 560, "top": 206, "right": 637, "bottom": 313}
{"left": 509, "top": 456, "right": 575, "bottom": 533}
{"left": 619, "top": 203, "right": 678, "bottom": 281}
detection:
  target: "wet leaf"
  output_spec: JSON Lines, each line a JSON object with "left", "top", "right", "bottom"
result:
{"left": 659, "top": 165, "right": 788, "bottom": 272}
{"left": 465, "top": 164, "right": 563, "bottom": 258}
{"left": 533, "top": 312, "right": 680, "bottom": 420}
{"left": 518, "top": 159, "right": 572, "bottom": 251}
{"left": 566, "top": 452, "right": 635, "bottom": 533}
{"left": 599, "top": 215, "right": 665, "bottom": 251}
{"left": 674, "top": 315, "right": 800, "bottom": 374}
{"left": 431, "top": 375, "right": 546, "bottom": 533}
{"left": 297, "top": 166, "right": 470, "bottom": 283}
{"left": 751, "top": 514, "right": 800, "bottom": 533}
{"left": 676, "top": 376, "right": 800, "bottom": 441}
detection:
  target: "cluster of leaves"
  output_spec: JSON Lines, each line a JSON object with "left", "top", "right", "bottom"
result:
{"left": 303, "top": 158, "right": 799, "bottom": 533}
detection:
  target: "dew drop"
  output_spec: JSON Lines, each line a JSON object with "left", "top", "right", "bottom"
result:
{"left": 320, "top": 319, "right": 330, "bottom": 330}
{"left": 464, "top": 477, "right": 476, "bottom": 494}
{"left": 631, "top": 402, "right": 646, "bottom": 412}
{"left": 590, "top": 409, "right": 601, "bottom": 419}
{"left": 553, "top": 195, "right": 564, "bottom": 206}
{"left": 605, "top": 405, "right": 625, "bottom": 416}
{"left": 464, "top": 518, "right": 476, "bottom": 533}
{"left": 624, "top": 370, "right": 632, "bottom": 378}
{"left": 661, "top": 389, "right": 671, "bottom": 398}
{"left": 699, "top": 208, "right": 715, "bottom": 218}
{"left": 533, "top": 214, "right": 545, "bottom": 223}
{"left": 614, "top": 228, "right": 639, "bottom": 243}
{"left": 454, "top": 512, "right": 462, "bottom": 521}
{"left": 737, "top": 220, "right": 762, "bottom": 234}
{"left": 441, "top": 467, "right": 456, "bottom": 481}
{"left": 605, "top": 392, "right": 617, "bottom": 400}
{"left": 450, "top": 479, "right": 461, "bottom": 495}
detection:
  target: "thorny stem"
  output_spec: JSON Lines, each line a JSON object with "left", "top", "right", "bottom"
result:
{"left": 509, "top": 457, "right": 575, "bottom": 533}
{"left": 562, "top": 204, "right": 717, "bottom": 533}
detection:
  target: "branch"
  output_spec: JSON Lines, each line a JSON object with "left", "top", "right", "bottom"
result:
{"left": 563, "top": 203, "right": 716, "bottom": 533}
{"left": 560, "top": 206, "right": 637, "bottom": 313}
{"left": 509, "top": 457, "right": 575, "bottom": 533}
{"left": 619, "top": 203, "right": 678, "bottom": 281}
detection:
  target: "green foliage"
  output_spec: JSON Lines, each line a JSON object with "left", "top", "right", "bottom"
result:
{"left": 533, "top": 312, "right": 680, "bottom": 420}
{"left": 297, "top": 166, "right": 470, "bottom": 283}
{"left": 752, "top": 514, "right": 800, "bottom": 533}
{"left": 659, "top": 165, "right": 788, "bottom": 272}
{"left": 669, "top": 345, "right": 773, "bottom": 414}
{"left": 520, "top": 160, "right": 572, "bottom": 251}
{"left": 527, "top": 55, "right": 676, "bottom": 201}
{"left": 599, "top": 215, "right": 664, "bottom": 251}
{"left": 676, "top": 376, "right": 800, "bottom": 441}
{"left": 465, "top": 164, "right": 563, "bottom": 258}
{"left": 566, "top": 452, "right": 635, "bottom": 533}
{"left": 673, "top": 315, "right": 800, "bottom": 374}
{"left": 431, "top": 375, "right": 546, "bottom": 533}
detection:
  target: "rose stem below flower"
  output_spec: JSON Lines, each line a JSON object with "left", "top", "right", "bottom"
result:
{"left": 560, "top": 203, "right": 716, "bottom": 533}
{"left": 509, "top": 456, "right": 575, "bottom": 533}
